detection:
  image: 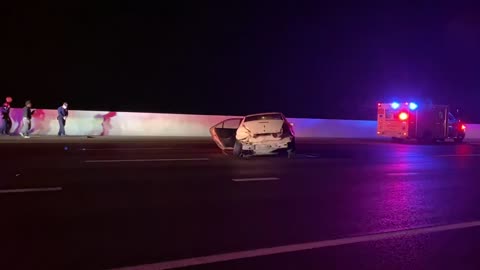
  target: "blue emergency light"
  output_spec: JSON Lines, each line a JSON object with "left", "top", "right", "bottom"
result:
{"left": 409, "top": 102, "right": 418, "bottom": 110}
{"left": 391, "top": 102, "right": 400, "bottom": 109}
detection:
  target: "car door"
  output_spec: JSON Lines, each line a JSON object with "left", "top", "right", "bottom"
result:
{"left": 209, "top": 118, "right": 243, "bottom": 150}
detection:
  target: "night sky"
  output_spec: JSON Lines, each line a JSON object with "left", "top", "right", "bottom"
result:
{"left": 2, "top": 2, "right": 480, "bottom": 121}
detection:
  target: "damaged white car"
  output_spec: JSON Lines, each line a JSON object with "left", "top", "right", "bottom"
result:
{"left": 209, "top": 112, "right": 296, "bottom": 158}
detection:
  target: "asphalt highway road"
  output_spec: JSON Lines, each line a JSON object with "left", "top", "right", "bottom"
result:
{"left": 2, "top": 136, "right": 480, "bottom": 270}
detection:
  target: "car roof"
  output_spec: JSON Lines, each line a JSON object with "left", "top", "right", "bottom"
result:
{"left": 244, "top": 112, "right": 284, "bottom": 117}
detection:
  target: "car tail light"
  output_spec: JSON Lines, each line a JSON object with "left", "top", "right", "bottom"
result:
{"left": 461, "top": 124, "right": 466, "bottom": 130}
{"left": 398, "top": 112, "right": 408, "bottom": 121}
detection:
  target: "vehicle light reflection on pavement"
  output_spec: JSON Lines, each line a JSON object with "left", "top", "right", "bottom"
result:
{"left": 455, "top": 144, "right": 474, "bottom": 156}
{"left": 363, "top": 146, "right": 447, "bottom": 233}
{"left": 454, "top": 144, "right": 476, "bottom": 168}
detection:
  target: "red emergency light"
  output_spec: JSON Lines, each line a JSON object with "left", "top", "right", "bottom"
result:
{"left": 398, "top": 112, "right": 408, "bottom": 121}
{"left": 461, "top": 124, "right": 466, "bottom": 130}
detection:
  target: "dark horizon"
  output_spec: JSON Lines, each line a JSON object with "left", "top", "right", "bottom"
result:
{"left": 3, "top": 2, "right": 480, "bottom": 121}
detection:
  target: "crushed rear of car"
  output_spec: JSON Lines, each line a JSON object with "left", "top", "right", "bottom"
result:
{"left": 210, "top": 112, "right": 296, "bottom": 158}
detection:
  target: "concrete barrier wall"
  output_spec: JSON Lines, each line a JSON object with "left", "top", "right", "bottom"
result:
{"left": 5, "top": 108, "right": 480, "bottom": 139}
{"left": 7, "top": 108, "right": 238, "bottom": 137}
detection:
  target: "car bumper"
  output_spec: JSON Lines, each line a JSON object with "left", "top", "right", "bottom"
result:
{"left": 242, "top": 137, "right": 293, "bottom": 154}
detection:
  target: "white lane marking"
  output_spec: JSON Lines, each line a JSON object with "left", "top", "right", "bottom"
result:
{"left": 112, "top": 220, "right": 480, "bottom": 270}
{"left": 386, "top": 172, "right": 419, "bottom": 176}
{"left": 294, "top": 155, "right": 352, "bottom": 161}
{"left": 82, "top": 147, "right": 173, "bottom": 151}
{"left": 232, "top": 177, "right": 279, "bottom": 182}
{"left": 435, "top": 154, "right": 480, "bottom": 157}
{"left": 0, "top": 187, "right": 62, "bottom": 194}
{"left": 84, "top": 158, "right": 209, "bottom": 163}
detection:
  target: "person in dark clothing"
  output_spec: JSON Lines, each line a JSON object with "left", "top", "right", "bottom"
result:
{"left": 0, "top": 96, "right": 12, "bottom": 135}
{"left": 0, "top": 103, "right": 8, "bottom": 135}
{"left": 20, "top": 100, "right": 35, "bottom": 138}
{"left": 57, "top": 102, "right": 68, "bottom": 136}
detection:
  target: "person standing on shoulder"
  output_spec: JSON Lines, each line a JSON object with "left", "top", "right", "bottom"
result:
{"left": 4, "top": 96, "right": 13, "bottom": 135}
{"left": 20, "top": 100, "right": 35, "bottom": 138}
{"left": 57, "top": 102, "right": 68, "bottom": 136}
{"left": 0, "top": 97, "right": 12, "bottom": 135}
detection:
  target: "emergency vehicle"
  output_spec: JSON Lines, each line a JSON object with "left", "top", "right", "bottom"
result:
{"left": 377, "top": 102, "right": 466, "bottom": 142}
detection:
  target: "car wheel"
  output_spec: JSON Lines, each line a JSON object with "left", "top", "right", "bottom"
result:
{"left": 454, "top": 137, "right": 464, "bottom": 143}
{"left": 233, "top": 140, "right": 243, "bottom": 157}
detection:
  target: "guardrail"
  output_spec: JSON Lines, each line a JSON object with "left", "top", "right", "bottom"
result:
{"left": 4, "top": 108, "right": 480, "bottom": 139}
